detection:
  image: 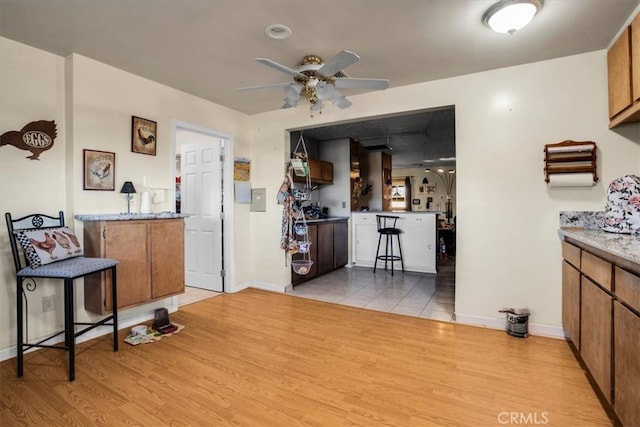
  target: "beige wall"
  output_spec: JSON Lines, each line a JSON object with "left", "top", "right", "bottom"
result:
{"left": 2, "top": 36, "right": 640, "bottom": 356}
{"left": 246, "top": 50, "right": 640, "bottom": 333}
{"left": 0, "top": 38, "right": 250, "bottom": 354}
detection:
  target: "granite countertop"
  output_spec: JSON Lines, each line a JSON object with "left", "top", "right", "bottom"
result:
{"left": 351, "top": 211, "right": 439, "bottom": 215}
{"left": 75, "top": 212, "right": 189, "bottom": 221}
{"left": 558, "top": 228, "right": 640, "bottom": 266}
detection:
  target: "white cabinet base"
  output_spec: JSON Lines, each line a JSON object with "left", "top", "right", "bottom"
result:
{"left": 352, "top": 212, "right": 437, "bottom": 274}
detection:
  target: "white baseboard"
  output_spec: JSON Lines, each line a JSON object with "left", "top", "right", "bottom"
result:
{"left": 229, "top": 280, "right": 290, "bottom": 294}
{"left": 0, "top": 305, "right": 178, "bottom": 363}
{"left": 454, "top": 313, "right": 565, "bottom": 339}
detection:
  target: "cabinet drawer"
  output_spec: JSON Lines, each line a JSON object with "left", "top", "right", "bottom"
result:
{"left": 581, "top": 251, "right": 612, "bottom": 291}
{"left": 615, "top": 266, "right": 640, "bottom": 313}
{"left": 562, "top": 241, "right": 581, "bottom": 268}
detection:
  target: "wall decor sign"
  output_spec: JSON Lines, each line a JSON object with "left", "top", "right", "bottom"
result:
{"left": 131, "top": 116, "right": 157, "bottom": 155}
{"left": 0, "top": 120, "right": 57, "bottom": 160}
{"left": 83, "top": 149, "right": 115, "bottom": 191}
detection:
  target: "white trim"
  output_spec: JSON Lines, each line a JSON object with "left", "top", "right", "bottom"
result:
{"left": 0, "top": 306, "right": 177, "bottom": 362}
{"left": 454, "top": 312, "right": 565, "bottom": 339}
{"left": 230, "top": 280, "right": 290, "bottom": 294}
{"left": 172, "top": 120, "right": 235, "bottom": 293}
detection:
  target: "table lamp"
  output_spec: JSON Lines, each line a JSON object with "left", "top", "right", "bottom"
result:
{"left": 120, "top": 181, "right": 136, "bottom": 214}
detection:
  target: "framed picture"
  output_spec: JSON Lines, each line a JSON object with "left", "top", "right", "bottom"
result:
{"left": 131, "top": 116, "right": 157, "bottom": 155}
{"left": 83, "top": 149, "right": 115, "bottom": 191}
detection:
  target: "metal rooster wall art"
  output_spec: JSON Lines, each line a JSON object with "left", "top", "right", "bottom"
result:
{"left": 0, "top": 120, "right": 57, "bottom": 160}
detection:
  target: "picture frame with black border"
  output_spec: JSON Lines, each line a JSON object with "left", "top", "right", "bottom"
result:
{"left": 131, "top": 116, "right": 157, "bottom": 155}
{"left": 83, "top": 149, "right": 115, "bottom": 191}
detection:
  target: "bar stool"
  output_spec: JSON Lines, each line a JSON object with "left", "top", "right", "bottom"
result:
{"left": 373, "top": 215, "right": 404, "bottom": 276}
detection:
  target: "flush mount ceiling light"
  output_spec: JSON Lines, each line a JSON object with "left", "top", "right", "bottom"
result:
{"left": 482, "top": 0, "right": 543, "bottom": 35}
{"left": 265, "top": 24, "right": 292, "bottom": 40}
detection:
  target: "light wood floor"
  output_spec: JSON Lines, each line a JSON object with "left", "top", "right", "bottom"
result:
{"left": 1, "top": 289, "right": 613, "bottom": 426}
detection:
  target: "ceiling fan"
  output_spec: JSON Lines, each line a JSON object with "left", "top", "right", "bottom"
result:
{"left": 238, "top": 50, "right": 389, "bottom": 114}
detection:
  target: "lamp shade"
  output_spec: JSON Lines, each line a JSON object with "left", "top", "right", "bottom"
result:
{"left": 120, "top": 181, "right": 136, "bottom": 194}
{"left": 422, "top": 177, "right": 429, "bottom": 184}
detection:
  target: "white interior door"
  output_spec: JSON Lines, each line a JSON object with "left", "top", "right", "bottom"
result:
{"left": 181, "top": 138, "right": 223, "bottom": 291}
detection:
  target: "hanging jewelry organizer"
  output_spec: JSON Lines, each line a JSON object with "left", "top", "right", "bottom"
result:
{"left": 278, "top": 133, "right": 314, "bottom": 275}
{"left": 544, "top": 140, "right": 598, "bottom": 184}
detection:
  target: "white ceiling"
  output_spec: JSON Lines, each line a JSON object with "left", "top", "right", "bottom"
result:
{"left": 2, "top": 0, "right": 638, "bottom": 168}
{"left": 2, "top": 0, "right": 638, "bottom": 116}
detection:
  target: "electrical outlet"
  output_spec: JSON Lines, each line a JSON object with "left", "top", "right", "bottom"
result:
{"left": 43, "top": 295, "right": 55, "bottom": 312}
{"left": 342, "top": 201, "right": 346, "bottom": 208}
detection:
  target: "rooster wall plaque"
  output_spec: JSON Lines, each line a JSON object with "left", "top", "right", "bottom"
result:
{"left": 1, "top": 120, "right": 57, "bottom": 160}
{"left": 131, "top": 116, "right": 157, "bottom": 156}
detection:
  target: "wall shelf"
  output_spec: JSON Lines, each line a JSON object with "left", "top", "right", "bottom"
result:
{"left": 544, "top": 140, "right": 597, "bottom": 184}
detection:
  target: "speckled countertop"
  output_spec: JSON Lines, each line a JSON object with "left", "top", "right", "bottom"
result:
{"left": 75, "top": 212, "right": 189, "bottom": 221}
{"left": 304, "top": 217, "right": 349, "bottom": 223}
{"left": 558, "top": 210, "right": 640, "bottom": 265}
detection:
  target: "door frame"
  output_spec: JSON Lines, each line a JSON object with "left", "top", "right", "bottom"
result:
{"left": 172, "top": 120, "right": 235, "bottom": 293}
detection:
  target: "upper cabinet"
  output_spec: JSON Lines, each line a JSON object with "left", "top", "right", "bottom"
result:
{"left": 294, "top": 158, "right": 334, "bottom": 185}
{"left": 608, "top": 12, "right": 640, "bottom": 128}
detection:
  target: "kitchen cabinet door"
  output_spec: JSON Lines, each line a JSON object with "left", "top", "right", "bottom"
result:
{"left": 581, "top": 277, "right": 613, "bottom": 403}
{"left": 334, "top": 221, "right": 349, "bottom": 268}
{"left": 317, "top": 223, "right": 334, "bottom": 275}
{"left": 84, "top": 221, "right": 149, "bottom": 314}
{"left": 608, "top": 27, "right": 632, "bottom": 118}
{"left": 613, "top": 300, "right": 640, "bottom": 427}
{"left": 352, "top": 214, "right": 377, "bottom": 268}
{"left": 562, "top": 260, "right": 581, "bottom": 348}
{"left": 400, "top": 215, "right": 437, "bottom": 274}
{"left": 150, "top": 219, "right": 185, "bottom": 298}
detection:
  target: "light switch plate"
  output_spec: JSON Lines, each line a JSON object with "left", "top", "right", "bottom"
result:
{"left": 250, "top": 188, "right": 266, "bottom": 212}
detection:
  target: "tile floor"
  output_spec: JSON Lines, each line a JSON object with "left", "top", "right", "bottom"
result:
{"left": 289, "top": 257, "right": 456, "bottom": 322}
{"left": 178, "top": 286, "right": 221, "bottom": 307}
{"left": 178, "top": 258, "right": 456, "bottom": 322}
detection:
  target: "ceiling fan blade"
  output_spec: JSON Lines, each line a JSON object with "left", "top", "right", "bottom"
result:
{"left": 318, "top": 50, "right": 360, "bottom": 77}
{"left": 332, "top": 97, "right": 352, "bottom": 109}
{"left": 256, "top": 58, "right": 307, "bottom": 79}
{"left": 310, "top": 100, "right": 324, "bottom": 111}
{"left": 334, "top": 78, "right": 390, "bottom": 90}
{"left": 282, "top": 83, "right": 302, "bottom": 108}
{"left": 238, "top": 82, "right": 293, "bottom": 91}
{"left": 316, "top": 82, "right": 343, "bottom": 100}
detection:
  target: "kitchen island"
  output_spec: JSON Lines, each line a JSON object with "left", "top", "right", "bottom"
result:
{"left": 352, "top": 211, "right": 438, "bottom": 273}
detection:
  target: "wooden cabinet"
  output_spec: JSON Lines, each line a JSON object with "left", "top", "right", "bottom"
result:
{"left": 580, "top": 276, "right": 613, "bottom": 403}
{"left": 83, "top": 218, "right": 185, "bottom": 314}
{"left": 608, "top": 12, "right": 640, "bottom": 128}
{"left": 562, "top": 260, "right": 581, "bottom": 348}
{"left": 298, "top": 158, "right": 334, "bottom": 185}
{"left": 614, "top": 300, "right": 640, "bottom": 427}
{"left": 334, "top": 221, "right": 349, "bottom": 268}
{"left": 317, "top": 222, "right": 334, "bottom": 275}
{"left": 292, "top": 219, "right": 348, "bottom": 285}
{"left": 562, "top": 237, "right": 640, "bottom": 423}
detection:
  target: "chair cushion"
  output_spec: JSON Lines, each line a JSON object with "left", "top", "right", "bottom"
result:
{"left": 17, "top": 256, "right": 119, "bottom": 279}
{"left": 15, "top": 227, "right": 83, "bottom": 268}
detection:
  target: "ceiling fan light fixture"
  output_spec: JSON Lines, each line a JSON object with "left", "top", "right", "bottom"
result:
{"left": 264, "top": 24, "right": 292, "bottom": 40}
{"left": 482, "top": 0, "right": 543, "bottom": 35}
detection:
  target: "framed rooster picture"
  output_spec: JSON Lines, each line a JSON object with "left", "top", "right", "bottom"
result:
{"left": 131, "top": 116, "right": 157, "bottom": 155}
{"left": 83, "top": 149, "right": 115, "bottom": 191}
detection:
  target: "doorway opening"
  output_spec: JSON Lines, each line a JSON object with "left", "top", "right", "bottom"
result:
{"left": 173, "top": 121, "right": 235, "bottom": 295}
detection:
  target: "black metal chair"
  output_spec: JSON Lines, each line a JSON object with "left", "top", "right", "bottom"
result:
{"left": 373, "top": 215, "right": 405, "bottom": 276}
{"left": 5, "top": 211, "right": 119, "bottom": 381}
